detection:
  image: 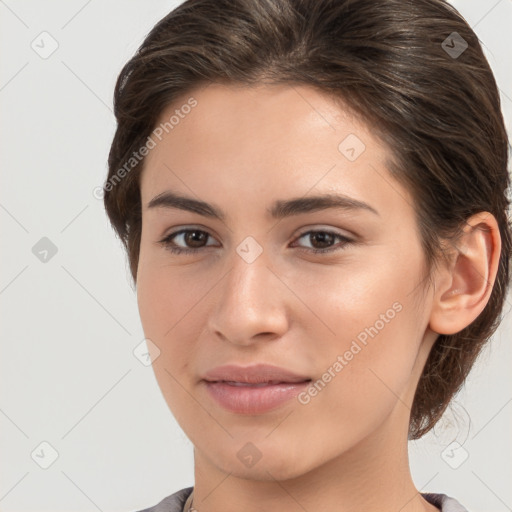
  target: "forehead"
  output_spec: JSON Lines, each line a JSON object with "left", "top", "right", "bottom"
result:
{"left": 147, "top": 82, "right": 376, "bottom": 154}
{"left": 139, "top": 83, "right": 413, "bottom": 222}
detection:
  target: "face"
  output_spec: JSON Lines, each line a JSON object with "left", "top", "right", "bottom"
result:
{"left": 136, "top": 83, "right": 438, "bottom": 480}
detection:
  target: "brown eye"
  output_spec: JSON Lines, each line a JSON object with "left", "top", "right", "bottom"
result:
{"left": 158, "top": 229, "right": 217, "bottom": 254}
{"left": 292, "top": 230, "right": 353, "bottom": 254}
{"left": 182, "top": 230, "right": 208, "bottom": 248}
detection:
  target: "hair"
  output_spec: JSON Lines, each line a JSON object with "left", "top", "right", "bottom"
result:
{"left": 103, "top": 0, "right": 511, "bottom": 440}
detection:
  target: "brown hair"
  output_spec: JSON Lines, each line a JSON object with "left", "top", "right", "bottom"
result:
{"left": 103, "top": 0, "right": 511, "bottom": 439}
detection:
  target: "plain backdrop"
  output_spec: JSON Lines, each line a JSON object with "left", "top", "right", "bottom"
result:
{"left": 0, "top": 1, "right": 511, "bottom": 511}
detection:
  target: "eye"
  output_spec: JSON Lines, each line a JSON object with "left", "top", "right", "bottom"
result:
{"left": 291, "top": 229, "right": 354, "bottom": 253}
{"left": 157, "top": 228, "right": 218, "bottom": 254}
{"left": 158, "top": 227, "right": 354, "bottom": 255}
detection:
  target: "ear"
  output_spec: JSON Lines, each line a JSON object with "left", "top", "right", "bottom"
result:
{"left": 428, "top": 212, "right": 501, "bottom": 335}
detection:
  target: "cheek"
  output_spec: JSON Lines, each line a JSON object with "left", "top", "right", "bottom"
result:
{"left": 289, "top": 245, "right": 421, "bottom": 349}
{"left": 136, "top": 264, "right": 210, "bottom": 386}
{"left": 136, "top": 268, "right": 203, "bottom": 425}
{"left": 137, "top": 268, "right": 186, "bottom": 376}
{"left": 290, "top": 249, "right": 424, "bottom": 414}
{"left": 136, "top": 257, "right": 208, "bottom": 339}
{"left": 136, "top": 271, "right": 168, "bottom": 343}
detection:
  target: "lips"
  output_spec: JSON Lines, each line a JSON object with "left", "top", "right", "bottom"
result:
{"left": 201, "top": 364, "right": 311, "bottom": 414}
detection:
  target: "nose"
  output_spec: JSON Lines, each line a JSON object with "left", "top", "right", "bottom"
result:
{"left": 208, "top": 247, "right": 289, "bottom": 347}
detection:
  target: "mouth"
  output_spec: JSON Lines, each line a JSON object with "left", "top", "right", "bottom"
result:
{"left": 201, "top": 364, "right": 312, "bottom": 414}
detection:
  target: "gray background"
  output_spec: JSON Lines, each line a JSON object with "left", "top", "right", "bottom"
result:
{"left": 0, "top": 1, "right": 511, "bottom": 511}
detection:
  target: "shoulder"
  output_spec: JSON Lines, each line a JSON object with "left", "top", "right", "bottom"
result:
{"left": 422, "top": 492, "right": 470, "bottom": 512}
{"left": 132, "top": 487, "right": 194, "bottom": 512}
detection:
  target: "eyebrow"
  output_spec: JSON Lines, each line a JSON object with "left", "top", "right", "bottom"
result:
{"left": 146, "top": 190, "right": 379, "bottom": 220}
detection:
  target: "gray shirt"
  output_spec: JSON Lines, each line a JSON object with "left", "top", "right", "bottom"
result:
{"left": 134, "top": 487, "right": 470, "bottom": 512}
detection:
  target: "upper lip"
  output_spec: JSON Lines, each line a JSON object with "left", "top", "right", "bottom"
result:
{"left": 202, "top": 364, "right": 311, "bottom": 384}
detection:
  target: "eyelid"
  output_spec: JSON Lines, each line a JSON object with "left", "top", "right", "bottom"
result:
{"left": 294, "top": 224, "right": 355, "bottom": 239}
{"left": 160, "top": 223, "right": 217, "bottom": 239}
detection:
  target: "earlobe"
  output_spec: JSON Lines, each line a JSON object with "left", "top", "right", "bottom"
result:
{"left": 428, "top": 212, "right": 501, "bottom": 335}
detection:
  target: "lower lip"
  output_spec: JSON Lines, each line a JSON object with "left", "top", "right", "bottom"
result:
{"left": 203, "top": 380, "right": 310, "bottom": 414}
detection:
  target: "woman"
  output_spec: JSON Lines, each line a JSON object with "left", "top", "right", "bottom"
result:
{"left": 103, "top": 0, "right": 511, "bottom": 510}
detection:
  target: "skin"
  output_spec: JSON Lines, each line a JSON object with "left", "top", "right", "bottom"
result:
{"left": 136, "top": 83, "right": 500, "bottom": 512}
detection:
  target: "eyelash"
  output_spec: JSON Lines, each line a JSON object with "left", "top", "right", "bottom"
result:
{"left": 157, "top": 228, "right": 354, "bottom": 255}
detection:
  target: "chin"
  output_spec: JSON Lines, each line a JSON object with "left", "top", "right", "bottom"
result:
{"left": 202, "top": 439, "right": 318, "bottom": 482}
